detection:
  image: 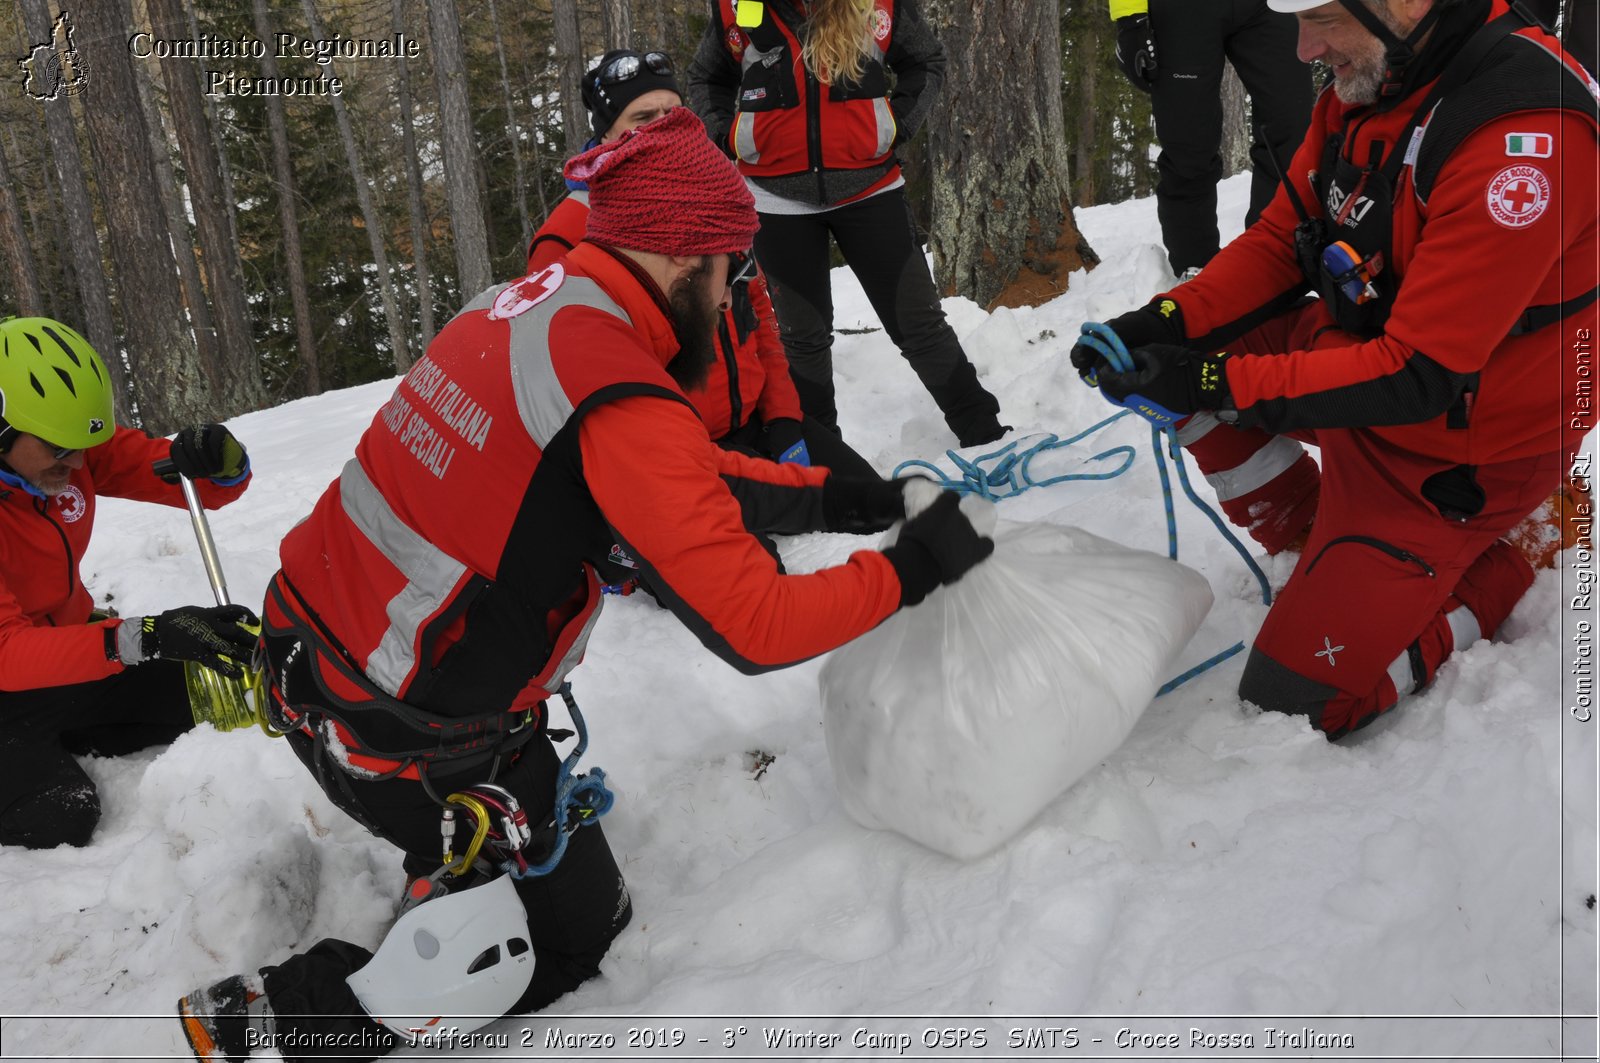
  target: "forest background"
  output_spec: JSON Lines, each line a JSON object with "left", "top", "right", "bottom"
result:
{"left": 0, "top": 0, "right": 1266, "bottom": 432}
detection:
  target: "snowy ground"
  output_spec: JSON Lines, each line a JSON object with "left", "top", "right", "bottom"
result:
{"left": 0, "top": 176, "right": 1594, "bottom": 1062}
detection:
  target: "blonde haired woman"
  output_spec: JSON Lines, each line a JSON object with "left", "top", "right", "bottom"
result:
{"left": 688, "top": 0, "right": 1010, "bottom": 449}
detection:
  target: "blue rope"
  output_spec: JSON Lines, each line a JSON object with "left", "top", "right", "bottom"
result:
{"left": 507, "top": 682, "right": 614, "bottom": 879}
{"left": 889, "top": 324, "right": 1275, "bottom": 695}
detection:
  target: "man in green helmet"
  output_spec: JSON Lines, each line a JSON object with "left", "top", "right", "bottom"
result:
{"left": 0, "top": 317, "right": 259, "bottom": 849}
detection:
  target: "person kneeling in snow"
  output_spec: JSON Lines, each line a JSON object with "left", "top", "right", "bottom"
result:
{"left": 1071, "top": 0, "right": 1596, "bottom": 739}
{"left": 176, "top": 108, "right": 992, "bottom": 1062}
{"left": 0, "top": 316, "right": 257, "bottom": 849}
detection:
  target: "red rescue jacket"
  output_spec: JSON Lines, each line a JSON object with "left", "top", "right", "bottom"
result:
{"left": 271, "top": 243, "right": 901, "bottom": 775}
{"left": 0, "top": 427, "right": 250, "bottom": 691}
{"left": 1170, "top": 0, "right": 1597, "bottom": 464}
{"left": 528, "top": 192, "right": 802, "bottom": 439}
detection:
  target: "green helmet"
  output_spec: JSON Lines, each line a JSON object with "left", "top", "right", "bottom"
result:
{"left": 0, "top": 317, "right": 115, "bottom": 451}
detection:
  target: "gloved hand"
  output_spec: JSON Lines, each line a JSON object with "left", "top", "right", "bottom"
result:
{"left": 1070, "top": 298, "right": 1186, "bottom": 385}
{"left": 1114, "top": 14, "right": 1158, "bottom": 92}
{"left": 881, "top": 490, "right": 994, "bottom": 607}
{"left": 764, "top": 418, "right": 811, "bottom": 466}
{"left": 166, "top": 424, "right": 250, "bottom": 484}
{"left": 116, "top": 604, "right": 260, "bottom": 677}
{"left": 822, "top": 475, "right": 907, "bottom": 533}
{"left": 1095, "top": 344, "right": 1232, "bottom": 427}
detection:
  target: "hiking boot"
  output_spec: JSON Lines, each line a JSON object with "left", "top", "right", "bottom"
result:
{"left": 1506, "top": 473, "right": 1590, "bottom": 570}
{"left": 178, "top": 973, "right": 271, "bottom": 1062}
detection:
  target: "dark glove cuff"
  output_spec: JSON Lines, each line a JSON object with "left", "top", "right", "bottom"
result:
{"left": 1138, "top": 297, "right": 1187, "bottom": 345}
{"left": 882, "top": 540, "right": 942, "bottom": 609}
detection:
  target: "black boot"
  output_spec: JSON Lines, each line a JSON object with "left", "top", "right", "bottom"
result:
{"left": 927, "top": 360, "right": 1009, "bottom": 447}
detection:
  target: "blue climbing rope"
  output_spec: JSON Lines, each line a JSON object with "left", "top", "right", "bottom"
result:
{"left": 508, "top": 682, "right": 615, "bottom": 879}
{"left": 891, "top": 323, "right": 1274, "bottom": 695}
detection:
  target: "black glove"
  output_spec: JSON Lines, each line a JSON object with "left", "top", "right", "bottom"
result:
{"left": 117, "top": 604, "right": 260, "bottom": 677}
{"left": 822, "top": 475, "right": 906, "bottom": 534}
{"left": 1070, "top": 298, "right": 1186, "bottom": 384}
{"left": 881, "top": 491, "right": 994, "bottom": 607}
{"left": 1095, "top": 344, "right": 1232, "bottom": 428}
{"left": 166, "top": 424, "right": 250, "bottom": 484}
{"left": 1115, "top": 14, "right": 1158, "bottom": 92}
{"left": 763, "top": 417, "right": 811, "bottom": 466}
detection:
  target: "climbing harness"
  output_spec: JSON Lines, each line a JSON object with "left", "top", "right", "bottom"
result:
{"left": 894, "top": 324, "right": 1276, "bottom": 696}
{"left": 432, "top": 682, "right": 615, "bottom": 884}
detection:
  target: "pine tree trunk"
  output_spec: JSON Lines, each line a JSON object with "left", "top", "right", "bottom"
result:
{"left": 487, "top": 0, "right": 532, "bottom": 248}
{"left": 923, "top": 0, "right": 1098, "bottom": 308}
{"left": 252, "top": 0, "right": 321, "bottom": 392}
{"left": 18, "top": 0, "right": 128, "bottom": 416}
{"left": 553, "top": 0, "right": 590, "bottom": 156}
{"left": 182, "top": 0, "right": 240, "bottom": 249}
{"left": 1219, "top": 61, "right": 1251, "bottom": 177}
{"left": 132, "top": 56, "right": 222, "bottom": 386}
{"left": 602, "top": 0, "right": 632, "bottom": 49}
{"left": 393, "top": 0, "right": 437, "bottom": 348}
{"left": 427, "top": 0, "right": 493, "bottom": 297}
{"left": 0, "top": 136, "right": 44, "bottom": 316}
{"left": 301, "top": 0, "right": 413, "bottom": 373}
{"left": 73, "top": 0, "right": 211, "bottom": 431}
{"left": 1071, "top": 6, "right": 1101, "bottom": 207}
{"left": 149, "top": 0, "right": 264, "bottom": 415}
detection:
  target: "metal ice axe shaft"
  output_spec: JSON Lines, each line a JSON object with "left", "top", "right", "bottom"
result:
{"left": 153, "top": 458, "right": 233, "bottom": 607}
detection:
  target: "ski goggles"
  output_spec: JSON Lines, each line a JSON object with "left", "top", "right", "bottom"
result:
{"left": 729, "top": 250, "right": 757, "bottom": 286}
{"left": 597, "top": 51, "right": 674, "bottom": 86}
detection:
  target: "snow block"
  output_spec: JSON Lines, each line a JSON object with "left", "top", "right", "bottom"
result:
{"left": 822, "top": 503, "right": 1213, "bottom": 860}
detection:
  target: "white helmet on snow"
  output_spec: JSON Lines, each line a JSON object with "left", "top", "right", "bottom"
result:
{"left": 346, "top": 874, "right": 534, "bottom": 1040}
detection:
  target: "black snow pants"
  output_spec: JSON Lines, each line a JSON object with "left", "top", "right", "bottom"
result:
{"left": 1147, "top": 0, "right": 1314, "bottom": 274}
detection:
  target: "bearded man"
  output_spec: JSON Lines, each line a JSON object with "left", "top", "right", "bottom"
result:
{"left": 1072, "top": 0, "right": 1597, "bottom": 738}
{"left": 176, "top": 108, "right": 993, "bottom": 1061}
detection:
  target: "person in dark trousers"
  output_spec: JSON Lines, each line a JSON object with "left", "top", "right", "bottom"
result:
{"left": 1111, "top": 0, "right": 1315, "bottom": 276}
{"left": 530, "top": 48, "right": 882, "bottom": 486}
{"left": 1521, "top": 0, "right": 1597, "bottom": 74}
{"left": 0, "top": 316, "right": 258, "bottom": 850}
{"left": 175, "top": 109, "right": 993, "bottom": 1063}
{"left": 688, "top": 0, "right": 1010, "bottom": 449}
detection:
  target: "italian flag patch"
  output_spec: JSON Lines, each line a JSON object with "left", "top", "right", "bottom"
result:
{"left": 1505, "top": 132, "right": 1553, "bottom": 157}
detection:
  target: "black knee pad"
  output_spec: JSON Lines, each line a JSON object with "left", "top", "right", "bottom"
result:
{"left": 0, "top": 780, "right": 102, "bottom": 849}
{"left": 1237, "top": 648, "right": 1340, "bottom": 736}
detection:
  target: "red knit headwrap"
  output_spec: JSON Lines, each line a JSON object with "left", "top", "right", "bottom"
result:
{"left": 564, "top": 108, "right": 759, "bottom": 257}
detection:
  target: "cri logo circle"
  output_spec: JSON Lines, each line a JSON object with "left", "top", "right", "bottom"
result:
{"left": 55, "top": 484, "right": 87, "bottom": 523}
{"left": 1486, "top": 164, "right": 1550, "bottom": 229}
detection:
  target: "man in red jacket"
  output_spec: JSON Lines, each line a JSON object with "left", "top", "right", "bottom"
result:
{"left": 1072, "top": 0, "right": 1597, "bottom": 739}
{"left": 177, "top": 109, "right": 992, "bottom": 1062}
{"left": 0, "top": 317, "right": 258, "bottom": 849}
{"left": 529, "top": 49, "right": 881, "bottom": 486}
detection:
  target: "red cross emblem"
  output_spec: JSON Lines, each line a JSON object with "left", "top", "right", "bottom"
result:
{"left": 1486, "top": 164, "right": 1551, "bottom": 229}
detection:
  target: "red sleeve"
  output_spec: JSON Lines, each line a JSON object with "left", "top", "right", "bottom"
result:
{"left": 580, "top": 395, "right": 900, "bottom": 673}
{"left": 746, "top": 275, "right": 804, "bottom": 423}
{"left": 0, "top": 581, "right": 122, "bottom": 691}
{"left": 528, "top": 196, "right": 590, "bottom": 273}
{"left": 85, "top": 426, "right": 250, "bottom": 511}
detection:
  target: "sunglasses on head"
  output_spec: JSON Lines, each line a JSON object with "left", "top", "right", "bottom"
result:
{"left": 598, "top": 51, "right": 674, "bottom": 87}
{"left": 729, "top": 250, "right": 757, "bottom": 286}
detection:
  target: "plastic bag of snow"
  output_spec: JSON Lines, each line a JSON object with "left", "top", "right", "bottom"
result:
{"left": 821, "top": 486, "right": 1214, "bottom": 860}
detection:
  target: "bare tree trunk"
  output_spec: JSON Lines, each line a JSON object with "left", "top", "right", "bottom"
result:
{"left": 301, "top": 0, "right": 413, "bottom": 373}
{"left": 18, "top": 0, "right": 129, "bottom": 416}
{"left": 426, "top": 0, "right": 493, "bottom": 296}
{"left": 0, "top": 136, "right": 44, "bottom": 316}
{"left": 651, "top": 1, "right": 668, "bottom": 52}
{"left": 923, "top": 0, "right": 1097, "bottom": 308}
{"left": 1219, "top": 61, "right": 1251, "bottom": 177}
{"left": 601, "top": 0, "right": 631, "bottom": 49}
{"left": 149, "top": 0, "right": 265, "bottom": 415}
{"left": 553, "top": 0, "right": 590, "bottom": 156}
{"left": 182, "top": 0, "right": 240, "bottom": 248}
{"left": 74, "top": 0, "right": 212, "bottom": 431}
{"left": 1072, "top": 9, "right": 1100, "bottom": 207}
{"left": 132, "top": 55, "right": 221, "bottom": 385}
{"left": 252, "top": 0, "right": 321, "bottom": 392}
{"left": 393, "top": 0, "right": 437, "bottom": 348}
{"left": 487, "top": 0, "right": 531, "bottom": 247}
